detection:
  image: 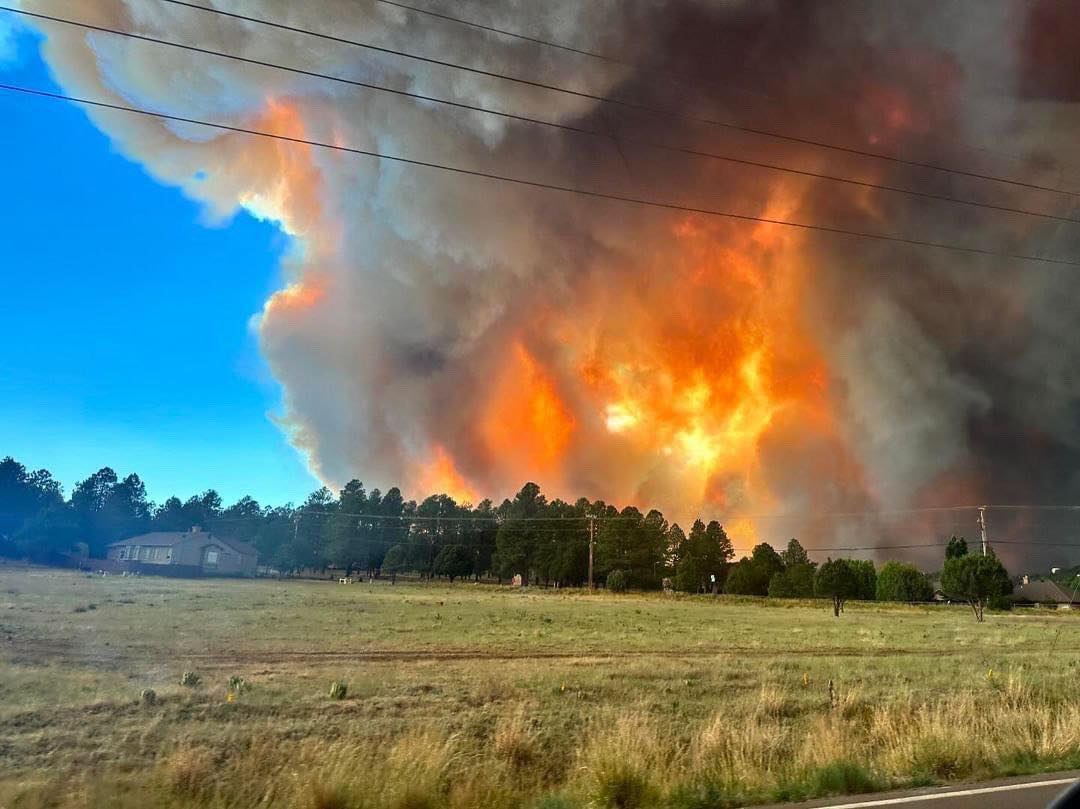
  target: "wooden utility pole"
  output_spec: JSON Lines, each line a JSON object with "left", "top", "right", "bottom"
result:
{"left": 588, "top": 516, "right": 595, "bottom": 590}
{"left": 978, "top": 506, "right": 989, "bottom": 556}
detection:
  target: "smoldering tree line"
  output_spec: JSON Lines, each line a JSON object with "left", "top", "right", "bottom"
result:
{"left": 0, "top": 456, "right": 1012, "bottom": 613}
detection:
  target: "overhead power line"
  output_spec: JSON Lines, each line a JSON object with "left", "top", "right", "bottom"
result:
{"left": 385, "top": 0, "right": 1070, "bottom": 186}
{"left": 12, "top": 6, "right": 1078, "bottom": 227}
{"left": 374, "top": 0, "right": 628, "bottom": 66}
{"left": 154, "top": 0, "right": 1079, "bottom": 198}
{"left": 240, "top": 503, "right": 985, "bottom": 524}
{"left": 994, "top": 539, "right": 1080, "bottom": 547}
{"left": 208, "top": 514, "right": 957, "bottom": 554}
{"left": 984, "top": 504, "right": 1080, "bottom": 512}
{"left": 162, "top": 501, "right": 989, "bottom": 527}
{"left": 5, "top": 83, "right": 1079, "bottom": 267}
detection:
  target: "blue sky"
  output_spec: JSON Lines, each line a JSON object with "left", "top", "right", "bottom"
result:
{"left": 0, "top": 23, "right": 320, "bottom": 507}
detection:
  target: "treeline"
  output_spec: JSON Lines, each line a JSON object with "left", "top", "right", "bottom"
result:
{"left": 1, "top": 457, "right": 1008, "bottom": 614}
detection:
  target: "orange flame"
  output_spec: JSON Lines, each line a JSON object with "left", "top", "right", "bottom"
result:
{"left": 481, "top": 342, "right": 576, "bottom": 475}
{"left": 424, "top": 181, "right": 843, "bottom": 527}
{"left": 414, "top": 445, "right": 479, "bottom": 505}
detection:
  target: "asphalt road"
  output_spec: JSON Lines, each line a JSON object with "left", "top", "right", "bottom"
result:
{"left": 751, "top": 771, "right": 1080, "bottom": 809}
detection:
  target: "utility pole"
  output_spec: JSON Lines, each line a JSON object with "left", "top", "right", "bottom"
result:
{"left": 588, "top": 516, "right": 595, "bottom": 590}
{"left": 978, "top": 506, "right": 989, "bottom": 556}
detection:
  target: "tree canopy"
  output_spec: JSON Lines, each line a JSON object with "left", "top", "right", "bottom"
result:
{"left": 0, "top": 455, "right": 985, "bottom": 601}
{"left": 876, "top": 561, "right": 933, "bottom": 603}
{"left": 814, "top": 558, "right": 862, "bottom": 616}
{"left": 945, "top": 535, "right": 969, "bottom": 560}
{"left": 673, "top": 519, "right": 734, "bottom": 593}
{"left": 940, "top": 552, "right": 1012, "bottom": 621}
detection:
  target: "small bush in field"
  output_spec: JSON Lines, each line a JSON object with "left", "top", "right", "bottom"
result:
{"left": 227, "top": 675, "right": 249, "bottom": 694}
{"left": 592, "top": 766, "right": 652, "bottom": 809}
{"left": 810, "top": 761, "right": 880, "bottom": 796}
{"left": 606, "top": 570, "right": 629, "bottom": 593}
{"left": 140, "top": 688, "right": 157, "bottom": 706}
{"left": 180, "top": 671, "right": 201, "bottom": 688}
{"left": 328, "top": 681, "right": 348, "bottom": 700}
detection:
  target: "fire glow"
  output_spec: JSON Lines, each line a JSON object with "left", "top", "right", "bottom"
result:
{"left": 408, "top": 195, "right": 837, "bottom": 529}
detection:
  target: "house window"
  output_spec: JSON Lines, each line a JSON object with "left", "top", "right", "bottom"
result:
{"left": 118, "top": 547, "right": 128, "bottom": 560}
{"left": 205, "top": 549, "right": 219, "bottom": 565}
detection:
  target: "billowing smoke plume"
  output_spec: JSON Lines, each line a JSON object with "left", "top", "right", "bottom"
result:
{"left": 20, "top": 0, "right": 1080, "bottom": 561}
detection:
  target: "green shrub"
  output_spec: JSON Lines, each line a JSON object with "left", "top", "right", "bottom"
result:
{"left": 876, "top": 561, "right": 933, "bottom": 603}
{"left": 768, "top": 564, "right": 816, "bottom": 598}
{"left": 180, "top": 671, "right": 201, "bottom": 688}
{"left": 606, "top": 570, "right": 629, "bottom": 593}
{"left": 665, "top": 781, "right": 738, "bottom": 809}
{"left": 988, "top": 594, "right": 1013, "bottom": 611}
{"left": 328, "top": 681, "right": 348, "bottom": 700}
{"left": 911, "top": 736, "right": 981, "bottom": 780}
{"left": 227, "top": 675, "right": 249, "bottom": 694}
{"left": 591, "top": 766, "right": 652, "bottom": 809}
{"left": 809, "top": 761, "right": 880, "bottom": 796}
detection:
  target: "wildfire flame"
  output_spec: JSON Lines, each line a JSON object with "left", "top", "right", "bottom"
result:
{"left": 412, "top": 182, "right": 837, "bottom": 531}
{"left": 414, "top": 445, "right": 478, "bottom": 505}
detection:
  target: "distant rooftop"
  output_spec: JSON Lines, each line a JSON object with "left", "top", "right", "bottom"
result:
{"left": 109, "top": 528, "right": 257, "bottom": 558}
{"left": 1012, "top": 579, "right": 1077, "bottom": 605}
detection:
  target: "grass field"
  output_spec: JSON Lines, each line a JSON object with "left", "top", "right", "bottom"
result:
{"left": 2, "top": 566, "right": 1079, "bottom": 809}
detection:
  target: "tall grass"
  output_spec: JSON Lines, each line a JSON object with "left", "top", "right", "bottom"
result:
{"left": 9, "top": 671, "right": 1080, "bottom": 809}
{"left": 5, "top": 572, "right": 1080, "bottom": 808}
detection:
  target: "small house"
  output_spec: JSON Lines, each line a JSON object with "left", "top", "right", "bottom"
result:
{"left": 1011, "top": 578, "right": 1077, "bottom": 609}
{"left": 107, "top": 527, "right": 257, "bottom": 577}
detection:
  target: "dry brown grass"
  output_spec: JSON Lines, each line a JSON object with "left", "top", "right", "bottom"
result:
{"left": 2, "top": 568, "right": 1080, "bottom": 808}
{"left": 5, "top": 682, "right": 1080, "bottom": 808}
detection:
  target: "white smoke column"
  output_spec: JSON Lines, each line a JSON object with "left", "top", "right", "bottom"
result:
{"left": 18, "top": 0, "right": 634, "bottom": 483}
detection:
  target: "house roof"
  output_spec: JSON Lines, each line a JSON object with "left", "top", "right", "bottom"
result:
{"left": 108, "top": 531, "right": 202, "bottom": 547}
{"left": 109, "top": 527, "right": 257, "bottom": 557}
{"left": 108, "top": 532, "right": 256, "bottom": 558}
{"left": 1012, "top": 579, "right": 1077, "bottom": 604}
